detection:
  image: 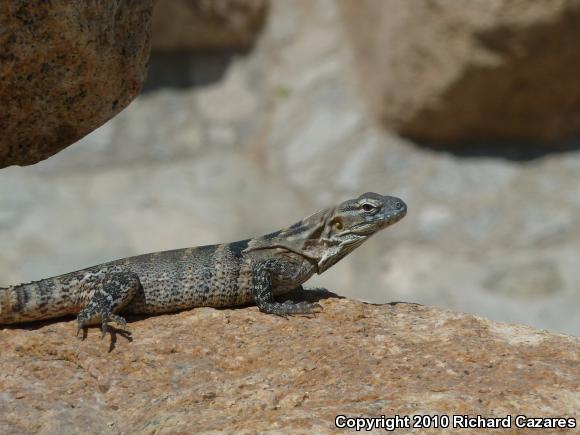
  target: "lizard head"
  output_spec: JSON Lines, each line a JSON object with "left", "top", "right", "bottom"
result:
{"left": 244, "top": 192, "right": 407, "bottom": 274}
{"left": 316, "top": 192, "right": 407, "bottom": 272}
{"left": 328, "top": 192, "right": 407, "bottom": 236}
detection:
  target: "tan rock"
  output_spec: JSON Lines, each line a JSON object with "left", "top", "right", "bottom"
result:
{"left": 343, "top": 0, "right": 580, "bottom": 144}
{"left": 152, "top": 0, "right": 269, "bottom": 52}
{"left": 0, "top": 1, "right": 153, "bottom": 168}
{"left": 1, "top": 296, "right": 578, "bottom": 433}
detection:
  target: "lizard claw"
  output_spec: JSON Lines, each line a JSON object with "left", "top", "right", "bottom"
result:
{"left": 102, "top": 314, "right": 129, "bottom": 338}
{"left": 292, "top": 301, "right": 323, "bottom": 315}
{"left": 101, "top": 313, "right": 109, "bottom": 339}
{"left": 76, "top": 322, "right": 87, "bottom": 341}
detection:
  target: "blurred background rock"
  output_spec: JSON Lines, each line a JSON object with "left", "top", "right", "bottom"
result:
{"left": 2, "top": 0, "right": 580, "bottom": 335}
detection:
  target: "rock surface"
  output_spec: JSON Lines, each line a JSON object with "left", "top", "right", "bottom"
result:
{"left": 343, "top": 0, "right": 580, "bottom": 144}
{"left": 0, "top": 298, "right": 578, "bottom": 433}
{"left": 152, "top": 0, "right": 268, "bottom": 51}
{"left": 0, "top": 1, "right": 153, "bottom": 168}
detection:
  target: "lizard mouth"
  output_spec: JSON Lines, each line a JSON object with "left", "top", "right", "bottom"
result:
{"left": 349, "top": 211, "right": 406, "bottom": 235}
{"left": 384, "top": 209, "right": 407, "bottom": 226}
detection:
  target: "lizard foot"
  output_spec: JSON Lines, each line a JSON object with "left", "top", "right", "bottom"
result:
{"left": 76, "top": 312, "right": 129, "bottom": 338}
{"left": 101, "top": 313, "right": 129, "bottom": 339}
{"left": 259, "top": 301, "right": 323, "bottom": 316}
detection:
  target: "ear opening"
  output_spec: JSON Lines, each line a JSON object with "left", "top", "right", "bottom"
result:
{"left": 330, "top": 216, "right": 343, "bottom": 231}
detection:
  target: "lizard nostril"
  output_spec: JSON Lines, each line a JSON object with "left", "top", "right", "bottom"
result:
{"left": 395, "top": 202, "right": 402, "bottom": 209}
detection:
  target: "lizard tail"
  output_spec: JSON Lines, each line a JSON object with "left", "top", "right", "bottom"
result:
{"left": 0, "top": 280, "right": 73, "bottom": 324}
{"left": 0, "top": 286, "right": 16, "bottom": 323}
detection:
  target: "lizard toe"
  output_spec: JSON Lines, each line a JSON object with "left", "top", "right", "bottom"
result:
{"left": 293, "top": 301, "right": 322, "bottom": 313}
{"left": 101, "top": 316, "right": 109, "bottom": 339}
{"left": 277, "top": 301, "right": 323, "bottom": 315}
{"left": 109, "top": 313, "right": 127, "bottom": 328}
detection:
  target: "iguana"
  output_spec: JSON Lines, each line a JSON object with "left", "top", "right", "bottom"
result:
{"left": 0, "top": 192, "right": 406, "bottom": 335}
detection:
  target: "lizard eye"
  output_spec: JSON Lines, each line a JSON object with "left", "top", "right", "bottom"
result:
{"left": 361, "top": 203, "right": 374, "bottom": 212}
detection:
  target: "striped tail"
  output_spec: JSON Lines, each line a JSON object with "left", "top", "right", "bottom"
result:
{"left": 0, "top": 279, "right": 76, "bottom": 324}
{"left": 0, "top": 286, "right": 9, "bottom": 322}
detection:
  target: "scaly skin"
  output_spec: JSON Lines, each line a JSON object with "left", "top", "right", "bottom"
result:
{"left": 0, "top": 193, "right": 407, "bottom": 335}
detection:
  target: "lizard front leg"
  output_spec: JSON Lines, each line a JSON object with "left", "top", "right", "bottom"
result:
{"left": 252, "top": 260, "right": 322, "bottom": 316}
{"left": 76, "top": 272, "right": 141, "bottom": 337}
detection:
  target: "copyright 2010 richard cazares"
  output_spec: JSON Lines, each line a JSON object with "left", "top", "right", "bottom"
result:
{"left": 334, "top": 414, "right": 577, "bottom": 431}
